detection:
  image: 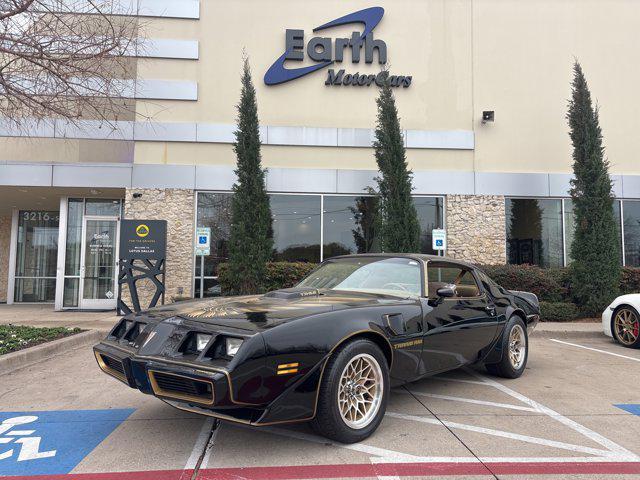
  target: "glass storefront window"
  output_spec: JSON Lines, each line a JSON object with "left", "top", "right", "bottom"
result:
{"left": 623, "top": 200, "right": 640, "bottom": 267}
{"left": 414, "top": 197, "right": 444, "bottom": 255}
{"left": 63, "top": 199, "right": 84, "bottom": 307}
{"left": 564, "top": 199, "right": 622, "bottom": 265}
{"left": 194, "top": 192, "right": 233, "bottom": 297}
{"left": 506, "top": 199, "right": 563, "bottom": 268}
{"left": 271, "top": 194, "right": 321, "bottom": 262}
{"left": 194, "top": 192, "right": 444, "bottom": 296}
{"left": 14, "top": 210, "right": 59, "bottom": 302}
{"left": 323, "top": 196, "right": 381, "bottom": 259}
{"left": 85, "top": 199, "right": 121, "bottom": 216}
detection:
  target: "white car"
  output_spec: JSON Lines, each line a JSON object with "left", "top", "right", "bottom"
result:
{"left": 602, "top": 294, "right": 640, "bottom": 348}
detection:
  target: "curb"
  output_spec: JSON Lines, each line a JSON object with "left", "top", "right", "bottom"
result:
{"left": 531, "top": 329, "right": 603, "bottom": 339}
{"left": 0, "top": 329, "right": 104, "bottom": 375}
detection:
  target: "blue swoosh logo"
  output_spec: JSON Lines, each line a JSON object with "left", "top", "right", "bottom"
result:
{"left": 264, "top": 7, "right": 384, "bottom": 86}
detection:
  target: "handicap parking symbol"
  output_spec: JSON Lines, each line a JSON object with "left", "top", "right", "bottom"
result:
{"left": 435, "top": 239, "right": 443, "bottom": 247}
{"left": 0, "top": 409, "right": 134, "bottom": 476}
{"left": 198, "top": 235, "right": 207, "bottom": 244}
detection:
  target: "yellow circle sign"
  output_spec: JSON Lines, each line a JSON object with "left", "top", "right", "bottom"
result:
{"left": 136, "top": 224, "right": 150, "bottom": 237}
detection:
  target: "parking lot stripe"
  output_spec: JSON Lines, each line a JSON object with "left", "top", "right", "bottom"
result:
{"left": 465, "top": 369, "right": 640, "bottom": 460}
{"left": 550, "top": 339, "right": 640, "bottom": 362}
{"left": 385, "top": 411, "right": 614, "bottom": 457}
{"left": 184, "top": 418, "right": 215, "bottom": 470}
{"left": 396, "top": 389, "right": 538, "bottom": 412}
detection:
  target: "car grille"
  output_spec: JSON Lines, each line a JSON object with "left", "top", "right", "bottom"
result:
{"left": 95, "top": 353, "right": 127, "bottom": 384}
{"left": 148, "top": 370, "right": 214, "bottom": 405}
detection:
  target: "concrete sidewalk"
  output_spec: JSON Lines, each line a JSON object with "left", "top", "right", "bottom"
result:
{"left": 0, "top": 304, "right": 120, "bottom": 332}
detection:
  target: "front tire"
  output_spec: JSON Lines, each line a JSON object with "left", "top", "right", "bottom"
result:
{"left": 485, "top": 316, "right": 528, "bottom": 379}
{"left": 310, "top": 339, "right": 389, "bottom": 443}
{"left": 612, "top": 305, "right": 640, "bottom": 349}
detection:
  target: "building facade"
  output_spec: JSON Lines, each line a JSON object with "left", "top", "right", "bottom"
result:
{"left": 1, "top": 0, "right": 639, "bottom": 310}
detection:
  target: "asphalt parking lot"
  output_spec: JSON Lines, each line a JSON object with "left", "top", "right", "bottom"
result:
{"left": 1, "top": 333, "right": 639, "bottom": 479}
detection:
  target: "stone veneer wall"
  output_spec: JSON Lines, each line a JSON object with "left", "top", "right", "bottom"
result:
{"left": 0, "top": 215, "right": 11, "bottom": 302}
{"left": 123, "top": 189, "right": 194, "bottom": 307}
{"left": 446, "top": 195, "right": 506, "bottom": 265}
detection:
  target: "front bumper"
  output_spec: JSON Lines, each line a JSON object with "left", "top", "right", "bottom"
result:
{"left": 602, "top": 306, "right": 614, "bottom": 337}
{"left": 93, "top": 342, "right": 263, "bottom": 424}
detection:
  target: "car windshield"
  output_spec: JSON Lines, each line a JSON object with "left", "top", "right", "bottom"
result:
{"left": 297, "top": 257, "right": 422, "bottom": 297}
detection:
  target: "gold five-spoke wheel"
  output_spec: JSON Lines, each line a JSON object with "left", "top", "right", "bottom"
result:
{"left": 508, "top": 324, "right": 526, "bottom": 370}
{"left": 337, "top": 353, "right": 384, "bottom": 429}
{"left": 614, "top": 308, "right": 639, "bottom": 346}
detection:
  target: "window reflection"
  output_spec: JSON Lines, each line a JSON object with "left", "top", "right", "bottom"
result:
{"left": 414, "top": 197, "right": 444, "bottom": 255}
{"left": 564, "top": 199, "right": 622, "bottom": 265}
{"left": 506, "top": 199, "right": 563, "bottom": 267}
{"left": 271, "top": 195, "right": 321, "bottom": 262}
{"left": 323, "top": 196, "right": 381, "bottom": 259}
{"left": 623, "top": 200, "right": 640, "bottom": 267}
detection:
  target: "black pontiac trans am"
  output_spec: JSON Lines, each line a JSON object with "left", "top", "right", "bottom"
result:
{"left": 94, "top": 254, "right": 539, "bottom": 443}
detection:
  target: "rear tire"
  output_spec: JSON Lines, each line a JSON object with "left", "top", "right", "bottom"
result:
{"left": 485, "top": 316, "right": 528, "bottom": 379}
{"left": 611, "top": 305, "right": 640, "bottom": 349}
{"left": 310, "top": 339, "right": 389, "bottom": 444}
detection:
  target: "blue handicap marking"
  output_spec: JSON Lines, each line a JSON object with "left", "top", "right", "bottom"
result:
{"left": 198, "top": 235, "right": 207, "bottom": 244}
{"left": 435, "top": 239, "right": 443, "bottom": 246}
{"left": 0, "top": 409, "right": 134, "bottom": 476}
{"left": 615, "top": 404, "right": 640, "bottom": 416}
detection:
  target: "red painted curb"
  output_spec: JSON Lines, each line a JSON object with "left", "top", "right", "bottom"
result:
{"left": 5, "top": 462, "right": 640, "bottom": 479}
{"left": 194, "top": 461, "right": 640, "bottom": 479}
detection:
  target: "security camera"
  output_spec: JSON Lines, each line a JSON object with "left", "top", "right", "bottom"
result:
{"left": 132, "top": 192, "right": 143, "bottom": 199}
{"left": 482, "top": 111, "right": 495, "bottom": 124}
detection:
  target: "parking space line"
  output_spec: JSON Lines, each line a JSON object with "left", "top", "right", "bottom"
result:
{"left": 385, "top": 411, "right": 614, "bottom": 457}
{"left": 465, "top": 369, "right": 640, "bottom": 460}
{"left": 396, "top": 389, "right": 538, "bottom": 412}
{"left": 550, "top": 339, "right": 640, "bottom": 362}
{"left": 184, "top": 418, "right": 214, "bottom": 470}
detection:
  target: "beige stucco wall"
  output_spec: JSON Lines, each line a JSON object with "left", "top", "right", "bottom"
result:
{"left": 0, "top": 215, "right": 10, "bottom": 303}
{"left": 122, "top": 189, "right": 194, "bottom": 307}
{"left": 132, "top": 0, "right": 640, "bottom": 176}
{"left": 472, "top": 0, "right": 640, "bottom": 175}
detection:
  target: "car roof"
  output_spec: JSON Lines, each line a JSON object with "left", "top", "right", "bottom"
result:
{"left": 327, "top": 253, "right": 478, "bottom": 269}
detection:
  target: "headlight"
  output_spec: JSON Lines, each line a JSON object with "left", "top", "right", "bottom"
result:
{"left": 225, "top": 337, "right": 243, "bottom": 357}
{"left": 196, "top": 333, "right": 212, "bottom": 352}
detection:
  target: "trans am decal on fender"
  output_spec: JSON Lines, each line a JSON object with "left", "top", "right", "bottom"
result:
{"left": 94, "top": 254, "right": 539, "bottom": 443}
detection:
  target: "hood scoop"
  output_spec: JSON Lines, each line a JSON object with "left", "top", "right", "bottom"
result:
{"left": 263, "top": 287, "right": 320, "bottom": 300}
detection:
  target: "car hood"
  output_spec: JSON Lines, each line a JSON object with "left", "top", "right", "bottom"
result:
{"left": 140, "top": 287, "right": 415, "bottom": 332}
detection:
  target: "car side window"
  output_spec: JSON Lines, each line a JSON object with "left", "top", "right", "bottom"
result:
{"left": 427, "top": 263, "right": 481, "bottom": 299}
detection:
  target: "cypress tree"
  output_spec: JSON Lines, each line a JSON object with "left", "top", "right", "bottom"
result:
{"left": 227, "top": 57, "right": 273, "bottom": 294}
{"left": 567, "top": 61, "right": 621, "bottom": 315}
{"left": 373, "top": 73, "right": 420, "bottom": 253}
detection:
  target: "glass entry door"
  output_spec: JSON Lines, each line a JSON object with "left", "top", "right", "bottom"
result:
{"left": 79, "top": 216, "right": 119, "bottom": 309}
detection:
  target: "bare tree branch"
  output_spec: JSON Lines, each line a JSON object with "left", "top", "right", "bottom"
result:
{"left": 0, "top": 0, "right": 146, "bottom": 133}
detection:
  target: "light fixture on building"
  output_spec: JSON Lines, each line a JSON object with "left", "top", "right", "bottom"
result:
{"left": 133, "top": 192, "right": 143, "bottom": 199}
{"left": 481, "top": 111, "right": 495, "bottom": 124}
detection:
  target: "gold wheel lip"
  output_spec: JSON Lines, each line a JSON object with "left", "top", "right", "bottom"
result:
{"left": 614, "top": 308, "right": 639, "bottom": 346}
{"left": 337, "top": 353, "right": 384, "bottom": 430}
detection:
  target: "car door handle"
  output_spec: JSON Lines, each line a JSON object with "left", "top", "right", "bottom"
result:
{"left": 485, "top": 305, "right": 496, "bottom": 316}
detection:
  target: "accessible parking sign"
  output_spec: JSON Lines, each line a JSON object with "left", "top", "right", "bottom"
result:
{"left": 0, "top": 409, "right": 134, "bottom": 476}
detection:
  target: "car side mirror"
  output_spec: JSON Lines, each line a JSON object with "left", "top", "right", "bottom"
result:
{"left": 436, "top": 286, "right": 456, "bottom": 298}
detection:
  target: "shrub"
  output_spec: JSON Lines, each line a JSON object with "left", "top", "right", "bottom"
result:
{"left": 539, "top": 301, "right": 579, "bottom": 322}
{"left": 621, "top": 267, "right": 640, "bottom": 294}
{"left": 479, "top": 264, "right": 568, "bottom": 302}
{"left": 219, "top": 262, "right": 316, "bottom": 295}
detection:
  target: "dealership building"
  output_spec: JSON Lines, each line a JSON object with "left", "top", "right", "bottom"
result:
{"left": 1, "top": 0, "right": 639, "bottom": 310}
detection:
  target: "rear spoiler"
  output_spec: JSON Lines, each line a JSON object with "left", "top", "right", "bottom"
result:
{"left": 508, "top": 290, "right": 539, "bottom": 310}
